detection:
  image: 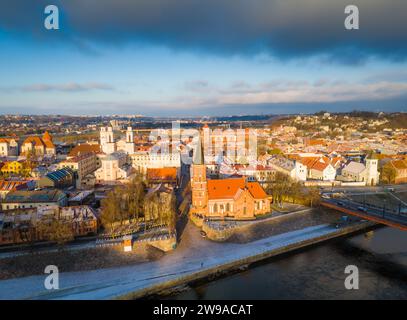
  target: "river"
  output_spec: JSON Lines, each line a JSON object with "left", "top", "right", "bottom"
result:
{"left": 170, "top": 227, "right": 407, "bottom": 299}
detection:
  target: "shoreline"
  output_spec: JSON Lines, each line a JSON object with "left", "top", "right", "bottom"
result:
{"left": 119, "top": 221, "right": 377, "bottom": 300}
{"left": 0, "top": 220, "right": 377, "bottom": 300}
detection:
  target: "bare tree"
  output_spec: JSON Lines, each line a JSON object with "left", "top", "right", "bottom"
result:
{"left": 37, "top": 218, "right": 74, "bottom": 249}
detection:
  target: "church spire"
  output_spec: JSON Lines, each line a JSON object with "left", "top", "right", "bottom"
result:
{"left": 193, "top": 134, "right": 205, "bottom": 165}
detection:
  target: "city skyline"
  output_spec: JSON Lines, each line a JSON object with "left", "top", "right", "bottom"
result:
{"left": 1, "top": 0, "right": 407, "bottom": 116}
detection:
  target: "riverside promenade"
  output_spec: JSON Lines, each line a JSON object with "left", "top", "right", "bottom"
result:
{"left": 0, "top": 220, "right": 375, "bottom": 300}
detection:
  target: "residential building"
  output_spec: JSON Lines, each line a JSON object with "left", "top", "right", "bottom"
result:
{"left": 301, "top": 157, "right": 337, "bottom": 181}
{"left": 1, "top": 160, "right": 33, "bottom": 177}
{"left": 58, "top": 153, "right": 97, "bottom": 187}
{"left": 2, "top": 189, "right": 68, "bottom": 211}
{"left": 266, "top": 156, "right": 307, "bottom": 181}
{"left": 68, "top": 143, "right": 103, "bottom": 168}
{"left": 0, "top": 205, "right": 98, "bottom": 246}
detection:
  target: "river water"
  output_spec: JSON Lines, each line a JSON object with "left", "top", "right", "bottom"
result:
{"left": 171, "top": 227, "right": 407, "bottom": 299}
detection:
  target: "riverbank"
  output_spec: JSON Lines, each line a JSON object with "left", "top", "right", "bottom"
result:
{"left": 124, "top": 221, "right": 377, "bottom": 300}
{"left": 0, "top": 218, "right": 376, "bottom": 299}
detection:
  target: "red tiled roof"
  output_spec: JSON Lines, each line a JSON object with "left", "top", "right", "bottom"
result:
{"left": 42, "top": 131, "right": 53, "bottom": 141}
{"left": 207, "top": 178, "right": 267, "bottom": 200}
{"left": 23, "top": 136, "right": 45, "bottom": 148}
{"left": 147, "top": 167, "right": 178, "bottom": 181}
{"left": 0, "top": 180, "right": 30, "bottom": 191}
{"left": 68, "top": 144, "right": 101, "bottom": 157}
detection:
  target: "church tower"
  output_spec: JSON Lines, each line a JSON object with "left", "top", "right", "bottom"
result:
{"left": 100, "top": 126, "right": 116, "bottom": 154}
{"left": 365, "top": 154, "right": 379, "bottom": 186}
{"left": 191, "top": 136, "right": 207, "bottom": 216}
{"left": 125, "top": 126, "right": 135, "bottom": 154}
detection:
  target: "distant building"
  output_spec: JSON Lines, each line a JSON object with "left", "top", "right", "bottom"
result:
{"left": 21, "top": 131, "right": 56, "bottom": 156}
{"left": 0, "top": 138, "right": 18, "bottom": 157}
{"left": 2, "top": 189, "right": 68, "bottom": 211}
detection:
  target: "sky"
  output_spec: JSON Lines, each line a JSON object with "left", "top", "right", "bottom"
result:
{"left": 0, "top": 0, "right": 406, "bottom": 116}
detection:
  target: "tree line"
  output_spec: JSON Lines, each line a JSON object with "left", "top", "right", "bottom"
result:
{"left": 101, "top": 174, "right": 177, "bottom": 232}
{"left": 266, "top": 172, "right": 321, "bottom": 208}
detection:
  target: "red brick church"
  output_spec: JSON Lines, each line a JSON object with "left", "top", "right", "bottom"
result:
{"left": 190, "top": 139, "right": 271, "bottom": 220}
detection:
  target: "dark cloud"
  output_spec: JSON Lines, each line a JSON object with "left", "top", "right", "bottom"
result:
{"left": 0, "top": 0, "right": 406, "bottom": 62}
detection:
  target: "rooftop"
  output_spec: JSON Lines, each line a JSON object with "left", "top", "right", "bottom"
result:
{"left": 4, "top": 189, "right": 66, "bottom": 203}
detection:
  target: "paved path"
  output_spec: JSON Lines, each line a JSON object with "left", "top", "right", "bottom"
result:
{"left": 0, "top": 222, "right": 342, "bottom": 300}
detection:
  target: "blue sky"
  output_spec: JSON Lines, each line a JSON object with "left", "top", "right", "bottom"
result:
{"left": 0, "top": 0, "right": 406, "bottom": 116}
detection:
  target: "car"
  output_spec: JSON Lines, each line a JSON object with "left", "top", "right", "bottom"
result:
{"left": 337, "top": 201, "right": 344, "bottom": 206}
{"left": 200, "top": 230, "right": 207, "bottom": 238}
{"left": 357, "top": 206, "right": 367, "bottom": 212}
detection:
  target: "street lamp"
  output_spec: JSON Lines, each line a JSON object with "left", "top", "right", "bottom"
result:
{"left": 383, "top": 200, "right": 386, "bottom": 218}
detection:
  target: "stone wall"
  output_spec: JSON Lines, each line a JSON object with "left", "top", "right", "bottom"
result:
{"left": 202, "top": 210, "right": 312, "bottom": 242}
{"left": 132, "top": 234, "right": 177, "bottom": 252}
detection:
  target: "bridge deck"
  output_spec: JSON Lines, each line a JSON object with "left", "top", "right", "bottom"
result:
{"left": 321, "top": 201, "right": 407, "bottom": 231}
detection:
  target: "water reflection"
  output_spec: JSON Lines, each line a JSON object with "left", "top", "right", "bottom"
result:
{"left": 170, "top": 227, "right": 407, "bottom": 300}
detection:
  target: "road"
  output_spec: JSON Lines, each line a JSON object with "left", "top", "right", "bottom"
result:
{"left": 320, "top": 184, "right": 407, "bottom": 194}
{"left": 322, "top": 197, "right": 407, "bottom": 228}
